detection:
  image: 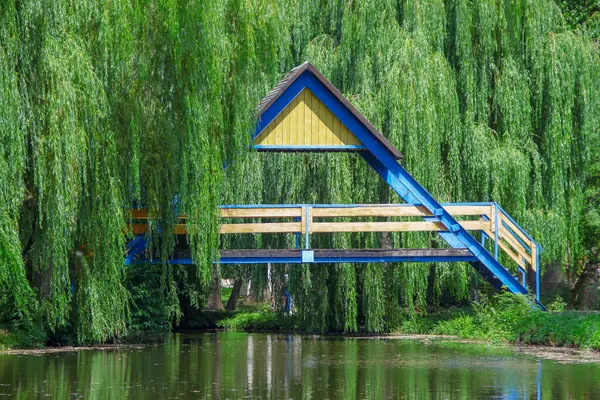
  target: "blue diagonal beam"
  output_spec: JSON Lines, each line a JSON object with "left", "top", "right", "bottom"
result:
{"left": 125, "top": 235, "right": 147, "bottom": 266}
{"left": 298, "top": 72, "right": 531, "bottom": 298}
{"left": 362, "top": 152, "right": 466, "bottom": 249}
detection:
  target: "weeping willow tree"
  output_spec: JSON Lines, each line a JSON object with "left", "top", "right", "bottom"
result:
{"left": 0, "top": 0, "right": 598, "bottom": 341}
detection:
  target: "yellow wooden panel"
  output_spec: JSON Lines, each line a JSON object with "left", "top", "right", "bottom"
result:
{"left": 313, "top": 91, "right": 320, "bottom": 145}
{"left": 296, "top": 91, "right": 304, "bottom": 145}
{"left": 333, "top": 117, "right": 341, "bottom": 145}
{"left": 305, "top": 90, "right": 313, "bottom": 145}
{"left": 288, "top": 97, "right": 297, "bottom": 145}
{"left": 485, "top": 229, "right": 527, "bottom": 269}
{"left": 310, "top": 205, "right": 491, "bottom": 218}
{"left": 500, "top": 214, "right": 533, "bottom": 250}
{"left": 254, "top": 88, "right": 362, "bottom": 147}
{"left": 311, "top": 220, "right": 489, "bottom": 233}
{"left": 275, "top": 113, "right": 282, "bottom": 145}
{"left": 326, "top": 105, "right": 334, "bottom": 145}
{"left": 219, "top": 222, "right": 301, "bottom": 234}
{"left": 220, "top": 208, "right": 302, "bottom": 218}
{"left": 130, "top": 223, "right": 187, "bottom": 235}
{"left": 499, "top": 227, "right": 529, "bottom": 260}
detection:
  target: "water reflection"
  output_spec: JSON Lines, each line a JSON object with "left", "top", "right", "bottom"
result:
{"left": 1, "top": 332, "right": 599, "bottom": 399}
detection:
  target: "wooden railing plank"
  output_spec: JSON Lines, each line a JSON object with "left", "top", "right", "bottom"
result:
{"left": 220, "top": 208, "right": 302, "bottom": 218}
{"left": 311, "top": 220, "right": 489, "bottom": 233}
{"left": 499, "top": 214, "right": 533, "bottom": 251}
{"left": 499, "top": 227, "right": 529, "bottom": 263}
{"left": 485, "top": 229, "right": 526, "bottom": 269}
{"left": 310, "top": 205, "right": 491, "bottom": 218}
{"left": 219, "top": 222, "right": 301, "bottom": 234}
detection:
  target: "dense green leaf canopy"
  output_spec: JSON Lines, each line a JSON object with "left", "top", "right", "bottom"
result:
{"left": 0, "top": 0, "right": 598, "bottom": 341}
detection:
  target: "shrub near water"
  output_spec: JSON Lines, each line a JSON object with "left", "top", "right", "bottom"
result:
{"left": 217, "top": 313, "right": 284, "bottom": 331}
{"left": 402, "top": 292, "right": 600, "bottom": 350}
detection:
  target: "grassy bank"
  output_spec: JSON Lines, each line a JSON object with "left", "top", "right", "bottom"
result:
{"left": 0, "top": 326, "right": 45, "bottom": 351}
{"left": 217, "top": 293, "right": 600, "bottom": 351}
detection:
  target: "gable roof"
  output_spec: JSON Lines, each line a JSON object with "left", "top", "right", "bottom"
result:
{"left": 255, "top": 62, "right": 403, "bottom": 160}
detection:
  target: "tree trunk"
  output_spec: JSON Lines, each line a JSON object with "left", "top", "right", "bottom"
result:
{"left": 225, "top": 278, "right": 243, "bottom": 310}
{"left": 568, "top": 263, "right": 596, "bottom": 309}
{"left": 206, "top": 265, "right": 224, "bottom": 310}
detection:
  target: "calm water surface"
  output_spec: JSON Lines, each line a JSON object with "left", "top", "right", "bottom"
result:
{"left": 1, "top": 332, "right": 599, "bottom": 399}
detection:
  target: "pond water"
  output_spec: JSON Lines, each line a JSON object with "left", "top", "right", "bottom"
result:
{"left": 1, "top": 332, "right": 599, "bottom": 399}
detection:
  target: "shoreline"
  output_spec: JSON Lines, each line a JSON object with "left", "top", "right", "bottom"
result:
{"left": 2, "top": 332, "right": 599, "bottom": 363}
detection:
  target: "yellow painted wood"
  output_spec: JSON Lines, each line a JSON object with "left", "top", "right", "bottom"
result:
{"left": 130, "top": 224, "right": 187, "bottom": 235}
{"left": 220, "top": 208, "right": 302, "bottom": 218}
{"left": 130, "top": 209, "right": 150, "bottom": 219}
{"left": 484, "top": 229, "right": 526, "bottom": 269}
{"left": 219, "top": 222, "right": 301, "bottom": 234}
{"left": 304, "top": 90, "right": 312, "bottom": 145}
{"left": 499, "top": 214, "right": 533, "bottom": 250}
{"left": 253, "top": 88, "right": 362, "bottom": 147}
{"left": 310, "top": 205, "right": 491, "bottom": 218}
{"left": 130, "top": 205, "right": 492, "bottom": 221}
{"left": 312, "top": 91, "right": 320, "bottom": 145}
{"left": 288, "top": 97, "right": 297, "bottom": 145}
{"left": 311, "top": 220, "right": 488, "bottom": 233}
{"left": 499, "top": 227, "right": 529, "bottom": 262}
{"left": 531, "top": 244, "right": 537, "bottom": 272}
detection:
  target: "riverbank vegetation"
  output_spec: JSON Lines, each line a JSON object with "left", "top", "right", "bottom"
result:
{"left": 216, "top": 292, "right": 600, "bottom": 351}
{"left": 0, "top": 0, "right": 599, "bottom": 345}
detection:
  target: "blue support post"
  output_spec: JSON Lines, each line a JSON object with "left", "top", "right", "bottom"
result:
{"left": 295, "top": 217, "right": 300, "bottom": 249}
{"left": 494, "top": 203, "right": 499, "bottom": 260}
{"left": 125, "top": 235, "right": 147, "bottom": 266}
{"left": 536, "top": 244, "right": 540, "bottom": 302}
{"left": 304, "top": 206, "right": 310, "bottom": 249}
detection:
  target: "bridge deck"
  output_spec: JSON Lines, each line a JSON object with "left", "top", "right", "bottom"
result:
{"left": 138, "top": 248, "right": 477, "bottom": 265}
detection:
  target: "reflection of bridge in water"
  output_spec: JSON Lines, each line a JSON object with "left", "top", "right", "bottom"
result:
{"left": 125, "top": 62, "right": 543, "bottom": 307}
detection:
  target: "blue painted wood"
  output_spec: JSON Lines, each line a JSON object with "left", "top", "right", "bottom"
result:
{"left": 219, "top": 202, "right": 495, "bottom": 209}
{"left": 500, "top": 220, "right": 533, "bottom": 252}
{"left": 254, "top": 145, "right": 366, "bottom": 150}
{"left": 304, "top": 206, "right": 310, "bottom": 249}
{"left": 128, "top": 66, "right": 544, "bottom": 308}
{"left": 293, "top": 72, "right": 531, "bottom": 297}
{"left": 254, "top": 74, "right": 310, "bottom": 138}
{"left": 131, "top": 254, "right": 479, "bottom": 265}
{"left": 536, "top": 245, "right": 540, "bottom": 302}
{"left": 125, "top": 235, "right": 147, "bottom": 266}
{"left": 496, "top": 203, "right": 543, "bottom": 250}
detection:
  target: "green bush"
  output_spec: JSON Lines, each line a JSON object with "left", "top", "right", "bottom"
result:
{"left": 0, "top": 325, "right": 46, "bottom": 350}
{"left": 217, "top": 312, "right": 298, "bottom": 331}
{"left": 398, "top": 292, "right": 600, "bottom": 350}
{"left": 435, "top": 314, "right": 477, "bottom": 337}
{"left": 126, "top": 264, "right": 174, "bottom": 334}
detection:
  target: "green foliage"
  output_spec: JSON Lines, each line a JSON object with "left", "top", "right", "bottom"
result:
{"left": 547, "top": 295, "right": 568, "bottom": 311}
{"left": 398, "top": 292, "right": 600, "bottom": 350}
{"left": 217, "top": 312, "right": 296, "bottom": 331}
{"left": 0, "top": 0, "right": 598, "bottom": 342}
{"left": 126, "top": 264, "right": 174, "bottom": 334}
{"left": 0, "top": 326, "right": 46, "bottom": 351}
{"left": 516, "top": 311, "right": 600, "bottom": 349}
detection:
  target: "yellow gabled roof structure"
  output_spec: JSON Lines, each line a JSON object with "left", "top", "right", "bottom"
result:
{"left": 254, "top": 88, "right": 362, "bottom": 148}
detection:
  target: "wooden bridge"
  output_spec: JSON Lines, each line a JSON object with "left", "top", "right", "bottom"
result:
{"left": 125, "top": 62, "right": 543, "bottom": 306}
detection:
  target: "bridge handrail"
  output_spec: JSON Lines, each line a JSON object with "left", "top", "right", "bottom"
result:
{"left": 127, "top": 202, "right": 540, "bottom": 272}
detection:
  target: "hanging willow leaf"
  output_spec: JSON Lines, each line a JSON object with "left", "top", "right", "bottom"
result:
{"left": 0, "top": 0, "right": 597, "bottom": 338}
